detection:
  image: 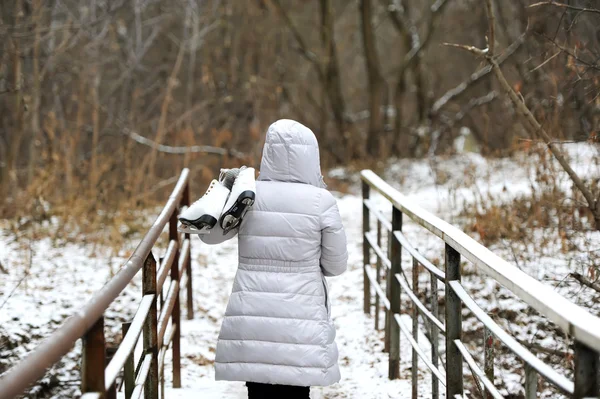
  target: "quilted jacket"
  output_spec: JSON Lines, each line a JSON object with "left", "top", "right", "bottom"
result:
{"left": 200, "top": 119, "right": 348, "bottom": 386}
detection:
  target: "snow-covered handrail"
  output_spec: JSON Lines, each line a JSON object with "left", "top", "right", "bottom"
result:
{"left": 361, "top": 169, "right": 600, "bottom": 350}
{"left": 0, "top": 169, "right": 194, "bottom": 399}
{"left": 361, "top": 169, "right": 600, "bottom": 399}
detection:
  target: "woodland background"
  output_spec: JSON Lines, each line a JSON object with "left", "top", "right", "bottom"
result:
{"left": 1, "top": 0, "right": 599, "bottom": 237}
{"left": 1, "top": 2, "right": 600, "bottom": 397}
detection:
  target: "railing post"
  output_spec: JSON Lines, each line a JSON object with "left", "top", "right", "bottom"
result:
{"left": 574, "top": 341, "right": 599, "bottom": 398}
{"left": 389, "top": 206, "right": 402, "bottom": 379}
{"left": 182, "top": 181, "right": 194, "bottom": 320}
{"left": 484, "top": 327, "right": 494, "bottom": 399}
{"left": 384, "top": 227, "right": 392, "bottom": 353}
{"left": 143, "top": 253, "right": 159, "bottom": 399}
{"left": 524, "top": 364, "right": 537, "bottom": 399}
{"left": 430, "top": 271, "right": 439, "bottom": 399}
{"left": 82, "top": 316, "right": 106, "bottom": 397}
{"left": 412, "top": 256, "right": 419, "bottom": 399}
{"left": 375, "top": 219, "right": 382, "bottom": 330}
{"left": 122, "top": 322, "right": 134, "bottom": 399}
{"left": 445, "top": 243, "right": 463, "bottom": 398}
{"left": 105, "top": 347, "right": 117, "bottom": 399}
{"left": 169, "top": 211, "right": 182, "bottom": 388}
{"left": 362, "top": 181, "right": 371, "bottom": 315}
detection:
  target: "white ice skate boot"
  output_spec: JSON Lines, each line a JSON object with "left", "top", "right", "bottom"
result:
{"left": 219, "top": 166, "right": 256, "bottom": 234}
{"left": 178, "top": 169, "right": 240, "bottom": 234}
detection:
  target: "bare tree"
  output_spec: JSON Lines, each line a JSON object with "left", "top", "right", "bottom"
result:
{"left": 270, "top": 0, "right": 350, "bottom": 161}
{"left": 382, "top": 0, "right": 451, "bottom": 152}
{"left": 446, "top": 0, "right": 600, "bottom": 230}
{"left": 360, "top": 0, "right": 385, "bottom": 157}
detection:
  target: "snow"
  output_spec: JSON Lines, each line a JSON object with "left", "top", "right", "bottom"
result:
{"left": 1, "top": 144, "right": 599, "bottom": 398}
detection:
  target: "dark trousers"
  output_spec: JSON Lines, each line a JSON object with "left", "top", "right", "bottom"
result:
{"left": 246, "top": 382, "right": 310, "bottom": 399}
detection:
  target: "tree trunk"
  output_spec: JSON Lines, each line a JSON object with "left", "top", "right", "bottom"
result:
{"left": 393, "top": 72, "right": 407, "bottom": 153}
{"left": 360, "top": 0, "right": 385, "bottom": 158}
{"left": 320, "top": 0, "right": 348, "bottom": 161}
{"left": 89, "top": 70, "right": 101, "bottom": 192}
{"left": 414, "top": 55, "right": 427, "bottom": 124}
{"left": 184, "top": 7, "right": 199, "bottom": 168}
{"left": 7, "top": 0, "right": 24, "bottom": 191}
{"left": 28, "top": 0, "right": 42, "bottom": 185}
{"left": 146, "top": 43, "right": 185, "bottom": 181}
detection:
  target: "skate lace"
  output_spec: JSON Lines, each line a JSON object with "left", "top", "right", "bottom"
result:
{"left": 188, "top": 181, "right": 216, "bottom": 208}
{"left": 205, "top": 181, "right": 215, "bottom": 195}
{"left": 218, "top": 166, "right": 245, "bottom": 181}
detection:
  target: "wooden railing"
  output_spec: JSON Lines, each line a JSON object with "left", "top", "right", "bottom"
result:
{"left": 0, "top": 169, "right": 193, "bottom": 399}
{"left": 361, "top": 169, "right": 600, "bottom": 399}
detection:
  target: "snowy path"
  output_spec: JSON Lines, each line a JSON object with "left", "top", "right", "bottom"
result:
{"left": 165, "top": 194, "right": 433, "bottom": 399}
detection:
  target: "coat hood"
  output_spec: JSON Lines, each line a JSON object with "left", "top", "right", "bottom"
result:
{"left": 258, "top": 119, "right": 326, "bottom": 188}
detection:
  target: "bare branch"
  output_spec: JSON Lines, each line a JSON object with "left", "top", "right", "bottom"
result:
{"left": 571, "top": 272, "right": 600, "bottom": 293}
{"left": 270, "top": 0, "right": 322, "bottom": 71}
{"left": 529, "top": 49, "right": 561, "bottom": 73}
{"left": 488, "top": 58, "right": 596, "bottom": 208}
{"left": 442, "top": 42, "right": 487, "bottom": 57}
{"left": 0, "top": 259, "right": 7, "bottom": 274}
{"left": 542, "top": 35, "right": 600, "bottom": 71}
{"left": 529, "top": 1, "right": 600, "bottom": 15}
{"left": 123, "top": 129, "right": 246, "bottom": 158}
{"left": 484, "top": 0, "right": 495, "bottom": 57}
{"left": 476, "top": 0, "right": 600, "bottom": 229}
{"left": 431, "top": 29, "right": 526, "bottom": 115}
{"left": 401, "top": 0, "right": 452, "bottom": 70}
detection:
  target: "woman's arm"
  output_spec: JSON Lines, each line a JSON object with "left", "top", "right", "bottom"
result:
{"left": 319, "top": 191, "right": 348, "bottom": 276}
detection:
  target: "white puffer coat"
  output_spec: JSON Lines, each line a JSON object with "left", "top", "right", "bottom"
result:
{"left": 200, "top": 119, "right": 348, "bottom": 387}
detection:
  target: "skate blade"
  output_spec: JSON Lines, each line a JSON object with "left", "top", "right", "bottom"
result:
{"left": 177, "top": 222, "right": 212, "bottom": 235}
{"left": 221, "top": 197, "right": 255, "bottom": 235}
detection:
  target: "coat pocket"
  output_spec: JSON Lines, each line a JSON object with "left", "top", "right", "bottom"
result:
{"left": 321, "top": 274, "right": 331, "bottom": 318}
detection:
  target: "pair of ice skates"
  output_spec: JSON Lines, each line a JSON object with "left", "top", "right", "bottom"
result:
{"left": 178, "top": 167, "right": 256, "bottom": 235}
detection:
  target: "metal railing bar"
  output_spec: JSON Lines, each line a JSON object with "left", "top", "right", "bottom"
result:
{"left": 449, "top": 281, "right": 574, "bottom": 394}
{"left": 159, "top": 324, "right": 177, "bottom": 375}
{"left": 365, "top": 232, "right": 392, "bottom": 270}
{"left": 393, "top": 231, "right": 445, "bottom": 281}
{"left": 363, "top": 199, "right": 393, "bottom": 232}
{"left": 395, "top": 274, "right": 445, "bottom": 334}
{"left": 453, "top": 340, "right": 504, "bottom": 399}
{"left": 179, "top": 239, "right": 190, "bottom": 276}
{"left": 131, "top": 383, "right": 144, "bottom": 399}
{"left": 157, "top": 280, "right": 179, "bottom": 344}
{"left": 411, "top": 257, "right": 420, "bottom": 399}
{"left": 157, "top": 240, "right": 178, "bottom": 293}
{"left": 429, "top": 267, "right": 441, "bottom": 399}
{"left": 375, "top": 220, "right": 383, "bottom": 331}
{"left": 362, "top": 170, "right": 600, "bottom": 351}
{"left": 180, "top": 274, "right": 188, "bottom": 299}
{"left": 0, "top": 169, "right": 189, "bottom": 399}
{"left": 164, "top": 321, "right": 177, "bottom": 348}
{"left": 104, "top": 294, "right": 155, "bottom": 390}
{"left": 130, "top": 387, "right": 143, "bottom": 399}
{"left": 134, "top": 353, "right": 153, "bottom": 386}
{"left": 158, "top": 346, "right": 167, "bottom": 378}
{"left": 394, "top": 313, "right": 447, "bottom": 386}
{"left": 365, "top": 265, "right": 391, "bottom": 310}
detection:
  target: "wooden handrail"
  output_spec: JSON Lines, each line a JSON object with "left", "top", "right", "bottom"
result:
{"left": 361, "top": 169, "right": 600, "bottom": 398}
{"left": 361, "top": 169, "right": 600, "bottom": 350}
{"left": 0, "top": 169, "right": 193, "bottom": 399}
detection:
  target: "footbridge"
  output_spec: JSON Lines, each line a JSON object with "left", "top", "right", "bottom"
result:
{"left": 0, "top": 169, "right": 599, "bottom": 399}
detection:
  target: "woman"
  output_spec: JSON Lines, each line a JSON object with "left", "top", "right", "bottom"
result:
{"left": 201, "top": 119, "right": 348, "bottom": 398}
